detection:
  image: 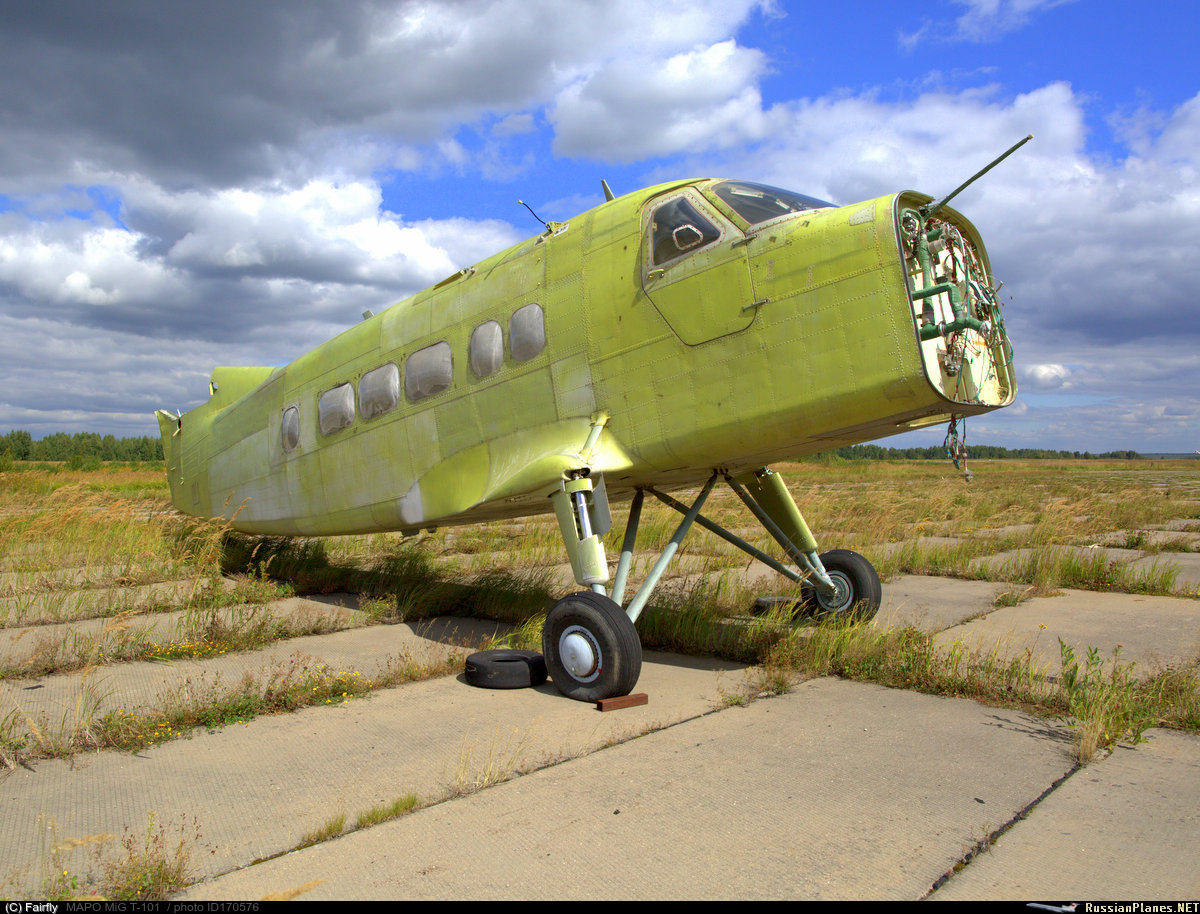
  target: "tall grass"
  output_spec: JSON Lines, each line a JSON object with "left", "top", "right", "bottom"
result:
{"left": 34, "top": 812, "right": 200, "bottom": 901}
{"left": 3, "top": 459, "right": 1197, "bottom": 773}
{"left": 754, "top": 617, "right": 1200, "bottom": 762}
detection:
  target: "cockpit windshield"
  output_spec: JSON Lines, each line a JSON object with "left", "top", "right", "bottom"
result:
{"left": 711, "top": 181, "right": 834, "bottom": 226}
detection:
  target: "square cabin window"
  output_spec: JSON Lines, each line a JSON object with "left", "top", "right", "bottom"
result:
{"left": 509, "top": 304, "right": 545, "bottom": 362}
{"left": 406, "top": 341, "right": 453, "bottom": 401}
{"left": 318, "top": 383, "right": 355, "bottom": 436}
{"left": 469, "top": 320, "right": 504, "bottom": 377}
{"left": 359, "top": 363, "right": 400, "bottom": 420}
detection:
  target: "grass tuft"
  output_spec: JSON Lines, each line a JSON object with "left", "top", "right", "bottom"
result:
{"left": 296, "top": 812, "right": 346, "bottom": 850}
{"left": 453, "top": 727, "right": 533, "bottom": 795}
{"left": 98, "top": 813, "right": 202, "bottom": 900}
{"left": 354, "top": 792, "right": 420, "bottom": 829}
{"left": 35, "top": 812, "right": 201, "bottom": 901}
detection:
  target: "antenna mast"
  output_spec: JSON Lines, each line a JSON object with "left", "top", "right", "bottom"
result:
{"left": 922, "top": 134, "right": 1033, "bottom": 219}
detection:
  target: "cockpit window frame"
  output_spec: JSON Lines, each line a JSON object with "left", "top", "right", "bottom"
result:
{"left": 705, "top": 180, "right": 835, "bottom": 232}
{"left": 642, "top": 188, "right": 729, "bottom": 274}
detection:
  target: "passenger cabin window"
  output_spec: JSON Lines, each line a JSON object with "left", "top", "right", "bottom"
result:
{"left": 469, "top": 321, "right": 504, "bottom": 377}
{"left": 318, "top": 383, "right": 355, "bottom": 436}
{"left": 406, "top": 341, "right": 453, "bottom": 401}
{"left": 711, "top": 180, "right": 834, "bottom": 226}
{"left": 509, "top": 304, "right": 545, "bottom": 362}
{"left": 359, "top": 363, "right": 400, "bottom": 419}
{"left": 280, "top": 406, "right": 300, "bottom": 451}
{"left": 650, "top": 197, "right": 720, "bottom": 266}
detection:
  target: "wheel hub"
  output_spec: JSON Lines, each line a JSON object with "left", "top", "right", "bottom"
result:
{"left": 559, "top": 626, "right": 601, "bottom": 681}
{"left": 816, "top": 570, "right": 853, "bottom": 613}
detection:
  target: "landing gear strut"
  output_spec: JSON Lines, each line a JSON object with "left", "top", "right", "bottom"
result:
{"left": 546, "top": 467, "right": 881, "bottom": 701}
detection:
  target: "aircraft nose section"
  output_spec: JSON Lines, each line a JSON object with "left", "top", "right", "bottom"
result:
{"left": 897, "top": 193, "right": 1017, "bottom": 408}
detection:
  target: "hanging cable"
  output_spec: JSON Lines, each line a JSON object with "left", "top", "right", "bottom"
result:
{"left": 944, "top": 416, "right": 973, "bottom": 481}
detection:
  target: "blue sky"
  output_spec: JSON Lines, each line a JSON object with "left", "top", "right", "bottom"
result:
{"left": 1, "top": 0, "right": 1198, "bottom": 453}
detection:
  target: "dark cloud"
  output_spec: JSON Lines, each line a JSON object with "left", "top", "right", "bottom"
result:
{"left": 0, "top": 1, "right": 544, "bottom": 189}
{"left": 0, "top": 0, "right": 763, "bottom": 191}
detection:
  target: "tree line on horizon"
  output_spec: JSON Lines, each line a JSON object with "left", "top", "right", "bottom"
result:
{"left": 819, "top": 443, "right": 1143, "bottom": 461}
{"left": 1, "top": 429, "right": 164, "bottom": 466}
{"left": 0, "top": 428, "right": 1146, "bottom": 469}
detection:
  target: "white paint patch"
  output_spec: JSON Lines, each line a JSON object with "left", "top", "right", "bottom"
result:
{"left": 398, "top": 481, "right": 424, "bottom": 526}
{"left": 849, "top": 203, "right": 875, "bottom": 225}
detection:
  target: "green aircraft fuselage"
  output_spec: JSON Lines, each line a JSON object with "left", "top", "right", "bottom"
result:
{"left": 157, "top": 178, "right": 1016, "bottom": 536}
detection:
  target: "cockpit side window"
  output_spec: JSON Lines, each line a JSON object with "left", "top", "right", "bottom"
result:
{"left": 711, "top": 180, "right": 834, "bottom": 226}
{"left": 650, "top": 197, "right": 720, "bottom": 266}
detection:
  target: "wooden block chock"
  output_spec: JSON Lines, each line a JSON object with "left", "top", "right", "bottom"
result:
{"left": 596, "top": 692, "right": 649, "bottom": 712}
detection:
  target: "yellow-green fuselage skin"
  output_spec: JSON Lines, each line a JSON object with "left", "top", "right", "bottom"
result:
{"left": 157, "top": 180, "right": 1015, "bottom": 536}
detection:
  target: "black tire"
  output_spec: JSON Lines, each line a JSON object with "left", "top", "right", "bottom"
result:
{"left": 464, "top": 649, "right": 548, "bottom": 689}
{"left": 542, "top": 591, "right": 642, "bottom": 701}
{"left": 805, "top": 549, "right": 881, "bottom": 620}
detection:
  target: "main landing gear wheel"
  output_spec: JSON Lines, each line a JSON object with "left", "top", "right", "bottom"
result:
{"left": 805, "top": 549, "right": 882, "bottom": 621}
{"left": 542, "top": 591, "right": 642, "bottom": 702}
{"left": 464, "top": 649, "right": 548, "bottom": 689}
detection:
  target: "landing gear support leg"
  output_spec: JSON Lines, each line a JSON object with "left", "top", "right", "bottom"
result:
{"left": 610, "top": 488, "right": 644, "bottom": 606}
{"left": 546, "top": 475, "right": 641, "bottom": 701}
{"left": 731, "top": 468, "right": 819, "bottom": 555}
{"left": 727, "top": 469, "right": 832, "bottom": 590}
{"left": 624, "top": 472, "right": 718, "bottom": 623}
{"left": 732, "top": 467, "right": 881, "bottom": 620}
{"left": 550, "top": 476, "right": 609, "bottom": 595}
{"left": 545, "top": 473, "right": 719, "bottom": 701}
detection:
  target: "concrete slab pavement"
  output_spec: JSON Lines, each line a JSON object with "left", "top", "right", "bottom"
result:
{"left": 936, "top": 589, "right": 1200, "bottom": 674}
{"left": 0, "top": 647, "right": 748, "bottom": 895}
{"left": 1131, "top": 551, "right": 1200, "bottom": 592}
{"left": 0, "top": 610, "right": 505, "bottom": 724}
{"left": 3, "top": 570, "right": 1197, "bottom": 900}
{"left": 931, "top": 728, "right": 1200, "bottom": 899}
{"left": 0, "top": 579, "right": 207, "bottom": 627}
{"left": 0, "top": 594, "right": 367, "bottom": 671}
{"left": 876, "top": 574, "right": 1006, "bottom": 630}
{"left": 178, "top": 678, "right": 1079, "bottom": 901}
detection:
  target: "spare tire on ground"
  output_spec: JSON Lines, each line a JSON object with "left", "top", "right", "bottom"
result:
{"left": 464, "top": 649, "right": 548, "bottom": 689}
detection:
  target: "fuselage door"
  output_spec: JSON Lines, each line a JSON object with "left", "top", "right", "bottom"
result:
{"left": 640, "top": 189, "right": 755, "bottom": 345}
